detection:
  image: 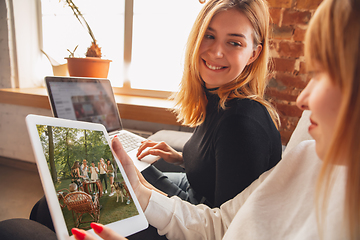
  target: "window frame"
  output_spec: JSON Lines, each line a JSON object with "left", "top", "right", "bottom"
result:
{"left": 9, "top": 0, "right": 201, "bottom": 99}
{"left": 10, "top": 0, "right": 44, "bottom": 88}
{"left": 119, "top": 0, "right": 173, "bottom": 99}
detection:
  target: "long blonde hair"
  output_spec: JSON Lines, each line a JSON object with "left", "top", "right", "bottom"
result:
{"left": 305, "top": 0, "right": 360, "bottom": 238}
{"left": 172, "top": 0, "right": 279, "bottom": 128}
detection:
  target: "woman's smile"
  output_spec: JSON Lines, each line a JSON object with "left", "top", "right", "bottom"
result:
{"left": 198, "top": 9, "right": 260, "bottom": 89}
{"left": 202, "top": 59, "right": 227, "bottom": 71}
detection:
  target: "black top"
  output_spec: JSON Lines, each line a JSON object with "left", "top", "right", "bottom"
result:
{"left": 71, "top": 168, "right": 81, "bottom": 183}
{"left": 183, "top": 89, "right": 282, "bottom": 207}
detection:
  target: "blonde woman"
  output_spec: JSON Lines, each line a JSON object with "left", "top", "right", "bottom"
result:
{"left": 72, "top": 0, "right": 360, "bottom": 239}
{"left": 98, "top": 158, "right": 108, "bottom": 194}
{"left": 80, "top": 159, "right": 89, "bottom": 179}
{"left": 90, "top": 161, "right": 99, "bottom": 181}
{"left": 138, "top": 0, "right": 282, "bottom": 208}
{"left": 107, "top": 159, "right": 115, "bottom": 197}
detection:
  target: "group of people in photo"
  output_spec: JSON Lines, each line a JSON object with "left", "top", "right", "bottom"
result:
{"left": 71, "top": 158, "right": 116, "bottom": 197}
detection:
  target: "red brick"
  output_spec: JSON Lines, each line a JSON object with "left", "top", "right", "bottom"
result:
{"left": 267, "top": 0, "right": 293, "bottom": 8}
{"left": 273, "top": 58, "right": 296, "bottom": 72}
{"left": 273, "top": 102, "right": 303, "bottom": 117}
{"left": 268, "top": 71, "right": 277, "bottom": 79}
{"left": 296, "top": 0, "right": 323, "bottom": 10}
{"left": 279, "top": 116, "right": 286, "bottom": 126}
{"left": 280, "top": 129, "right": 295, "bottom": 145}
{"left": 293, "top": 27, "right": 307, "bottom": 42}
{"left": 271, "top": 24, "right": 294, "bottom": 40}
{"left": 299, "top": 61, "right": 307, "bottom": 74}
{"left": 278, "top": 115, "right": 301, "bottom": 144}
{"left": 269, "top": 8, "right": 282, "bottom": 25}
{"left": 282, "top": 9, "right": 311, "bottom": 25}
{"left": 279, "top": 116, "right": 298, "bottom": 131}
{"left": 266, "top": 87, "right": 298, "bottom": 102}
{"left": 278, "top": 41, "right": 304, "bottom": 58}
{"left": 280, "top": 131, "right": 291, "bottom": 144}
{"left": 268, "top": 77, "right": 286, "bottom": 89}
{"left": 276, "top": 72, "right": 307, "bottom": 88}
{"left": 269, "top": 39, "right": 277, "bottom": 50}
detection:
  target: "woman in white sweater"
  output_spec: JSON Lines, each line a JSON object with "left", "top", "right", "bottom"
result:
{"left": 73, "top": 0, "right": 360, "bottom": 239}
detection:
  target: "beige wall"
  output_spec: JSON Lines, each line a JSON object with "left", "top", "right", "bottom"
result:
{"left": 0, "top": 1, "right": 37, "bottom": 162}
{"left": 0, "top": 0, "right": 12, "bottom": 88}
{"left": 0, "top": 103, "right": 52, "bottom": 162}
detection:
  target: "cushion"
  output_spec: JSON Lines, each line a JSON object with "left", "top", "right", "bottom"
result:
{"left": 148, "top": 130, "right": 193, "bottom": 152}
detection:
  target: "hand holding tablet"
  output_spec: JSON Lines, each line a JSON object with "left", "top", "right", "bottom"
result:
{"left": 26, "top": 114, "right": 148, "bottom": 240}
{"left": 70, "top": 135, "right": 156, "bottom": 240}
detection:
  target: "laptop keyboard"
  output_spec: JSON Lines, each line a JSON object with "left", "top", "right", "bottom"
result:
{"left": 117, "top": 132, "right": 143, "bottom": 152}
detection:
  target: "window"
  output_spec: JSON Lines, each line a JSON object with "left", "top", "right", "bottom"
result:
{"left": 41, "top": 0, "right": 125, "bottom": 87}
{"left": 39, "top": 0, "right": 204, "bottom": 96}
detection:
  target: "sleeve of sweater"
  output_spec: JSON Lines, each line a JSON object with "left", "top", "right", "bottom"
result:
{"left": 145, "top": 141, "right": 323, "bottom": 240}
{"left": 145, "top": 191, "right": 227, "bottom": 240}
{"left": 145, "top": 165, "right": 273, "bottom": 240}
{"left": 213, "top": 112, "right": 273, "bottom": 206}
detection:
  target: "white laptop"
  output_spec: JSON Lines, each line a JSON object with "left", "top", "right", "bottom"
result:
{"left": 45, "top": 76, "right": 159, "bottom": 171}
{"left": 26, "top": 114, "right": 148, "bottom": 239}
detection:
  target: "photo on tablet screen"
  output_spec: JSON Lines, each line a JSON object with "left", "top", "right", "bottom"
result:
{"left": 36, "top": 124, "right": 139, "bottom": 235}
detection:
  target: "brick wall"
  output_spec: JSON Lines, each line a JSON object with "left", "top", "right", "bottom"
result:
{"left": 265, "top": 0, "right": 323, "bottom": 145}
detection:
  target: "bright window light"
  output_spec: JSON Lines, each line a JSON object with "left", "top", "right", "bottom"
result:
{"left": 41, "top": 0, "right": 125, "bottom": 85}
{"left": 130, "top": 0, "right": 203, "bottom": 92}
{"left": 41, "top": 0, "right": 203, "bottom": 93}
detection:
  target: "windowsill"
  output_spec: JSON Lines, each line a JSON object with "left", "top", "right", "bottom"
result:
{"left": 0, "top": 88, "right": 180, "bottom": 126}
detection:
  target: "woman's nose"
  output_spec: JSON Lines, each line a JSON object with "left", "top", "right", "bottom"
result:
{"left": 209, "top": 41, "right": 224, "bottom": 58}
{"left": 296, "top": 80, "right": 311, "bottom": 110}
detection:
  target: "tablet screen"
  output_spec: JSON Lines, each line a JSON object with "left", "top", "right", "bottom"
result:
{"left": 26, "top": 115, "right": 148, "bottom": 239}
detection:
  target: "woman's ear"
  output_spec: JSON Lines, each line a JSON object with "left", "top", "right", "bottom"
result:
{"left": 246, "top": 44, "right": 262, "bottom": 66}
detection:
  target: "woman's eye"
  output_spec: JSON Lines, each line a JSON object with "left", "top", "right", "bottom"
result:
{"left": 204, "top": 34, "right": 214, "bottom": 40}
{"left": 229, "top": 41, "right": 242, "bottom": 47}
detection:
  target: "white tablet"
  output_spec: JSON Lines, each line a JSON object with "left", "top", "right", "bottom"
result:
{"left": 26, "top": 114, "right": 148, "bottom": 240}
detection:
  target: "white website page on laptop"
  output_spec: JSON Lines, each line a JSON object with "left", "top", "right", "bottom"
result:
{"left": 45, "top": 76, "right": 159, "bottom": 171}
{"left": 45, "top": 77, "right": 121, "bottom": 132}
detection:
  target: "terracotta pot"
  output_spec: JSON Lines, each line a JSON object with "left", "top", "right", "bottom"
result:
{"left": 65, "top": 57, "right": 112, "bottom": 78}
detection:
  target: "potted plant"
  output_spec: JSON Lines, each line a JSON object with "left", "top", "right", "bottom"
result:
{"left": 64, "top": 0, "right": 111, "bottom": 78}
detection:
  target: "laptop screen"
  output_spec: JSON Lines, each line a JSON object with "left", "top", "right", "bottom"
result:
{"left": 45, "top": 76, "right": 123, "bottom": 133}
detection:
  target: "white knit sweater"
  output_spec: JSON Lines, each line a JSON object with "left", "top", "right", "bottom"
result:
{"left": 145, "top": 140, "right": 347, "bottom": 239}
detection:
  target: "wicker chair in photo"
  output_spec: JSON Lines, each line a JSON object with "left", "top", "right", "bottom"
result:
{"left": 63, "top": 191, "right": 100, "bottom": 228}
{"left": 56, "top": 188, "right": 70, "bottom": 209}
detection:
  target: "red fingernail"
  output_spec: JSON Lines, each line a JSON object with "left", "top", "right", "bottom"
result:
{"left": 71, "top": 228, "right": 86, "bottom": 240}
{"left": 91, "top": 222, "right": 103, "bottom": 234}
{"left": 114, "top": 135, "right": 118, "bottom": 139}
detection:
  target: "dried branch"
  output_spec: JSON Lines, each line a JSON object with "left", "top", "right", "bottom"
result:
{"left": 63, "top": 0, "right": 102, "bottom": 57}
{"left": 65, "top": 0, "right": 96, "bottom": 43}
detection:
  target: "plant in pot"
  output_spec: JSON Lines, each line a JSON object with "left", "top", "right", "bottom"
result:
{"left": 64, "top": 0, "right": 111, "bottom": 78}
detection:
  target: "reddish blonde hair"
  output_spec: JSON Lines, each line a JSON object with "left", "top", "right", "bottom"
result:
{"left": 172, "top": 0, "right": 279, "bottom": 128}
{"left": 305, "top": 0, "right": 360, "bottom": 238}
